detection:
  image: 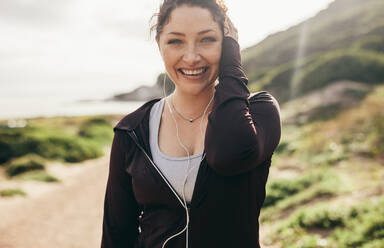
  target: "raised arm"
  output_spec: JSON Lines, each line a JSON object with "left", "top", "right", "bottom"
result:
{"left": 204, "top": 19, "right": 281, "bottom": 176}
{"left": 101, "top": 130, "right": 139, "bottom": 248}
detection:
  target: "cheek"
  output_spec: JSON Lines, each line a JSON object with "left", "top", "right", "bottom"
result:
{"left": 205, "top": 45, "right": 222, "bottom": 66}
{"left": 161, "top": 48, "right": 179, "bottom": 69}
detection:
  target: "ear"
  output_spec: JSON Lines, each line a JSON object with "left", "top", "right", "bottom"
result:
{"left": 156, "top": 37, "right": 161, "bottom": 50}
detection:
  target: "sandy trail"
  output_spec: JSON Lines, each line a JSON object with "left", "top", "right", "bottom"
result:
{"left": 0, "top": 152, "right": 277, "bottom": 248}
{"left": 0, "top": 155, "right": 109, "bottom": 248}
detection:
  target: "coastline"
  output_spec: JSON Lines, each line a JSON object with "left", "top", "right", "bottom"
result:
{"left": 0, "top": 98, "right": 146, "bottom": 121}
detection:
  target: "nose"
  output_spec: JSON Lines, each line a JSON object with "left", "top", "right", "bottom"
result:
{"left": 182, "top": 44, "right": 201, "bottom": 65}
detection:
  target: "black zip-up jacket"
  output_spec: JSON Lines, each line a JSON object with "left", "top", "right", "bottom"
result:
{"left": 101, "top": 36, "right": 282, "bottom": 248}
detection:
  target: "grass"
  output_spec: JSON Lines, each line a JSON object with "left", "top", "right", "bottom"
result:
{"left": 0, "top": 116, "right": 117, "bottom": 185}
{"left": 261, "top": 85, "right": 384, "bottom": 247}
{"left": 266, "top": 197, "right": 384, "bottom": 248}
{"left": 330, "top": 199, "right": 384, "bottom": 247}
{"left": 0, "top": 188, "right": 26, "bottom": 197}
{"left": 5, "top": 154, "right": 45, "bottom": 177}
{"left": 296, "top": 50, "right": 384, "bottom": 96}
{"left": 261, "top": 176, "right": 342, "bottom": 222}
{"left": 244, "top": 2, "right": 384, "bottom": 246}
{"left": 275, "top": 85, "right": 384, "bottom": 168}
{"left": 249, "top": 48, "right": 384, "bottom": 104}
{"left": 78, "top": 118, "right": 114, "bottom": 146}
{"left": 18, "top": 171, "right": 60, "bottom": 183}
{"left": 0, "top": 117, "right": 114, "bottom": 165}
{"left": 261, "top": 165, "right": 347, "bottom": 224}
{"left": 263, "top": 169, "right": 335, "bottom": 208}
{"left": 352, "top": 35, "right": 384, "bottom": 53}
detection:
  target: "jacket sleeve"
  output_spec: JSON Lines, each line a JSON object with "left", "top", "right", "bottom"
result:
{"left": 101, "top": 129, "right": 139, "bottom": 248}
{"left": 204, "top": 36, "right": 281, "bottom": 176}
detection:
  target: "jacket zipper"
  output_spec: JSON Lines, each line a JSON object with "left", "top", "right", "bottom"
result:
{"left": 127, "top": 129, "right": 206, "bottom": 247}
{"left": 127, "top": 130, "right": 187, "bottom": 207}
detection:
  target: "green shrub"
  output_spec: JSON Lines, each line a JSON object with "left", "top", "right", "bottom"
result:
{"left": 271, "top": 205, "right": 348, "bottom": 247}
{"left": 0, "top": 188, "right": 26, "bottom": 197}
{"left": 78, "top": 118, "right": 113, "bottom": 145}
{"left": 290, "top": 207, "right": 346, "bottom": 229}
{"left": 19, "top": 171, "right": 60, "bottom": 183}
{"left": 264, "top": 66, "right": 296, "bottom": 103}
{"left": 254, "top": 48, "right": 384, "bottom": 103}
{"left": 34, "top": 134, "right": 103, "bottom": 163}
{"left": 365, "top": 113, "right": 384, "bottom": 156}
{"left": 338, "top": 111, "right": 384, "bottom": 158}
{"left": 331, "top": 199, "right": 384, "bottom": 247}
{"left": 0, "top": 127, "right": 25, "bottom": 163}
{"left": 263, "top": 171, "right": 327, "bottom": 207}
{"left": 270, "top": 198, "right": 384, "bottom": 248}
{"left": 307, "top": 148, "right": 348, "bottom": 166}
{"left": 275, "top": 142, "right": 295, "bottom": 154}
{"left": 274, "top": 125, "right": 302, "bottom": 155}
{"left": 83, "top": 118, "right": 110, "bottom": 125}
{"left": 0, "top": 126, "right": 104, "bottom": 164}
{"left": 283, "top": 234, "right": 323, "bottom": 248}
{"left": 261, "top": 182, "right": 339, "bottom": 222}
{"left": 356, "top": 36, "right": 384, "bottom": 53}
{"left": 361, "top": 240, "right": 384, "bottom": 248}
{"left": 6, "top": 154, "right": 45, "bottom": 177}
{"left": 297, "top": 50, "right": 384, "bottom": 96}
{"left": 0, "top": 141, "right": 12, "bottom": 164}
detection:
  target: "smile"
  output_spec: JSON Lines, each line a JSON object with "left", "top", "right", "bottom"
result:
{"left": 179, "top": 67, "right": 208, "bottom": 76}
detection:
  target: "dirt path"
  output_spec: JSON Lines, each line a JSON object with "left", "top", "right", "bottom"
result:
{"left": 0, "top": 155, "right": 110, "bottom": 248}
{"left": 0, "top": 152, "right": 279, "bottom": 248}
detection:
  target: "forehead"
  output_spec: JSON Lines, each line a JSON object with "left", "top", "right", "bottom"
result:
{"left": 162, "top": 5, "right": 221, "bottom": 34}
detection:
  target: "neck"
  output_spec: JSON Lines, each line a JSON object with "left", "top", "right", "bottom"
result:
{"left": 170, "top": 85, "right": 216, "bottom": 118}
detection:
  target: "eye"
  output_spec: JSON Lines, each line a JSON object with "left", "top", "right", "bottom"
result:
{"left": 167, "top": 39, "right": 182, "bottom": 44}
{"left": 202, "top": 37, "right": 217, "bottom": 42}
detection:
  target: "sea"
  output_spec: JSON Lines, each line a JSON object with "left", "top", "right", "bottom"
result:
{"left": 0, "top": 88, "right": 147, "bottom": 120}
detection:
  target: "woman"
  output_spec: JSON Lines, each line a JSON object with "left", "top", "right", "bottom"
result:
{"left": 101, "top": 0, "right": 281, "bottom": 247}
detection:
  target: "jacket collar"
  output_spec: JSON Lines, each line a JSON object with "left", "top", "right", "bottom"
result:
{"left": 113, "top": 96, "right": 211, "bottom": 208}
{"left": 113, "top": 91, "right": 272, "bottom": 131}
{"left": 114, "top": 98, "right": 162, "bottom": 131}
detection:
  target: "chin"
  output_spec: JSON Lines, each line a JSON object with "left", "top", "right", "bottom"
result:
{"left": 176, "top": 81, "right": 216, "bottom": 96}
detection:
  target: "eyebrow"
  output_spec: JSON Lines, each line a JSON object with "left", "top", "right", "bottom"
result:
{"left": 167, "top": 29, "right": 215, "bottom": 36}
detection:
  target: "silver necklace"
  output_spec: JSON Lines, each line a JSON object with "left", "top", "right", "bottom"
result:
{"left": 171, "top": 95, "right": 205, "bottom": 123}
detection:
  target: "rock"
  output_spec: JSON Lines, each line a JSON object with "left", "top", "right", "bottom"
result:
{"left": 281, "top": 81, "right": 372, "bottom": 125}
{"left": 108, "top": 73, "right": 175, "bottom": 102}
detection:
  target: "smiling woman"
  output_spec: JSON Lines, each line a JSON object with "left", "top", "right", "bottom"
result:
{"left": 155, "top": 5, "right": 223, "bottom": 97}
{"left": 101, "top": 1, "right": 281, "bottom": 248}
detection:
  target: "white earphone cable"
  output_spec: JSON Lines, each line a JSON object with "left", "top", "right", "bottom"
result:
{"left": 161, "top": 73, "right": 214, "bottom": 248}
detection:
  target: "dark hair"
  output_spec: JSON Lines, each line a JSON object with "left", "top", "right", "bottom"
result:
{"left": 150, "top": 0, "right": 228, "bottom": 41}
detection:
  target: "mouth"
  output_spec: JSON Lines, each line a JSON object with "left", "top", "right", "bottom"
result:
{"left": 178, "top": 67, "right": 208, "bottom": 77}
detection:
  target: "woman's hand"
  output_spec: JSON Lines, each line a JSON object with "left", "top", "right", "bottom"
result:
{"left": 223, "top": 16, "right": 238, "bottom": 42}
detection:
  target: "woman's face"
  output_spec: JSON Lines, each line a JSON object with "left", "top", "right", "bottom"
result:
{"left": 157, "top": 5, "right": 223, "bottom": 96}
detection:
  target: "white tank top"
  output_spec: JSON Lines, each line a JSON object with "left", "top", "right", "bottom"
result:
{"left": 149, "top": 97, "right": 203, "bottom": 203}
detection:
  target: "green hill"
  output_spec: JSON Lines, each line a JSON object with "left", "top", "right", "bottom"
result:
{"left": 242, "top": 0, "right": 384, "bottom": 103}
{"left": 244, "top": 0, "right": 384, "bottom": 247}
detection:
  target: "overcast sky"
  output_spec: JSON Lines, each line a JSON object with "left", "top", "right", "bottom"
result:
{"left": 0, "top": 0, "right": 335, "bottom": 100}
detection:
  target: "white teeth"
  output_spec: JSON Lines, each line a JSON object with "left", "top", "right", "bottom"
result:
{"left": 181, "top": 68, "right": 205, "bottom": 75}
